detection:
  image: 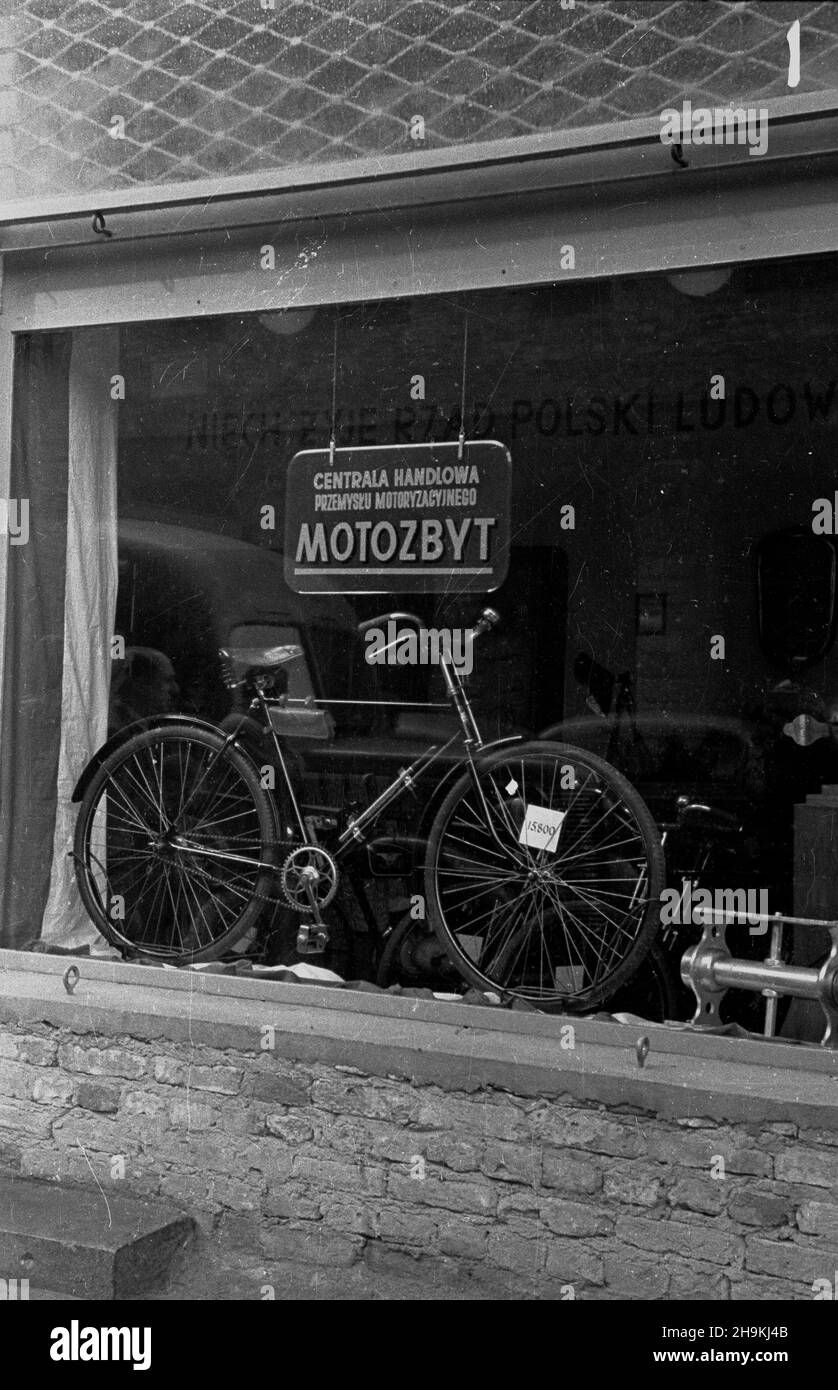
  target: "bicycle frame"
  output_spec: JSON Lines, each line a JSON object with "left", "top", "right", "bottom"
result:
{"left": 170, "top": 620, "right": 518, "bottom": 883}
{"left": 252, "top": 632, "right": 520, "bottom": 868}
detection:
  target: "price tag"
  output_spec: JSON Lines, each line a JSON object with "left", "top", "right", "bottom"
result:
{"left": 518, "top": 804, "right": 566, "bottom": 852}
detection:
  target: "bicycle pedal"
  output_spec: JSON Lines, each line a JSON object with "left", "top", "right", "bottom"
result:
{"left": 296, "top": 924, "right": 330, "bottom": 955}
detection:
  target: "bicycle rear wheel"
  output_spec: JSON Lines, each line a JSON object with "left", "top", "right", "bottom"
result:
{"left": 74, "top": 724, "right": 280, "bottom": 963}
{"left": 425, "top": 740, "right": 664, "bottom": 1011}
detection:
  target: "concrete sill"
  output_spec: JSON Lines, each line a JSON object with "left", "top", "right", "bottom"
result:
{"left": 1, "top": 949, "right": 837, "bottom": 1130}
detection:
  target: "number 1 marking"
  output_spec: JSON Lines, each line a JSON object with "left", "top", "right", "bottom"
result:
{"left": 787, "top": 20, "right": 800, "bottom": 88}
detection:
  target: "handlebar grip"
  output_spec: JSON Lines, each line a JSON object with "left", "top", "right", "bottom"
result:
{"left": 472, "top": 607, "right": 502, "bottom": 638}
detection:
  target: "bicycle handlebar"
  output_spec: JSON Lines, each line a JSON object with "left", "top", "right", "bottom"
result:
{"left": 356, "top": 607, "right": 502, "bottom": 638}
{"left": 357, "top": 611, "right": 424, "bottom": 635}
{"left": 674, "top": 797, "right": 742, "bottom": 834}
{"left": 472, "top": 606, "right": 502, "bottom": 638}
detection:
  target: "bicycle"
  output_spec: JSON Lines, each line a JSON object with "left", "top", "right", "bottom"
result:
{"left": 72, "top": 607, "right": 665, "bottom": 1012}
{"left": 545, "top": 653, "right": 787, "bottom": 1022}
{"left": 605, "top": 797, "right": 746, "bottom": 1020}
{"left": 541, "top": 655, "right": 760, "bottom": 1021}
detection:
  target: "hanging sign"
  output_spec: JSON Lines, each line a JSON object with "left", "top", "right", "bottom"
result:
{"left": 284, "top": 440, "right": 511, "bottom": 594}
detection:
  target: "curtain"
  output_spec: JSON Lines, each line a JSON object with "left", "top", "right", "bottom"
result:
{"left": 0, "top": 328, "right": 119, "bottom": 949}
{"left": 41, "top": 328, "right": 119, "bottom": 946}
{"left": 0, "top": 333, "right": 72, "bottom": 948}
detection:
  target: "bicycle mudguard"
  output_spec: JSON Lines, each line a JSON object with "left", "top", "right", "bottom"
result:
{"left": 356, "top": 735, "right": 527, "bottom": 879}
{"left": 412, "top": 734, "right": 524, "bottom": 842}
{"left": 70, "top": 715, "right": 254, "bottom": 803}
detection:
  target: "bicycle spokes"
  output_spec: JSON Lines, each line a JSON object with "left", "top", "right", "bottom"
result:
{"left": 429, "top": 744, "right": 663, "bottom": 1006}
{"left": 77, "top": 730, "right": 277, "bottom": 960}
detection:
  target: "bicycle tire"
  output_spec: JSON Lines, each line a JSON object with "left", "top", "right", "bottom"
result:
{"left": 425, "top": 740, "right": 665, "bottom": 1011}
{"left": 74, "top": 723, "right": 280, "bottom": 963}
{"left": 604, "top": 940, "right": 681, "bottom": 1022}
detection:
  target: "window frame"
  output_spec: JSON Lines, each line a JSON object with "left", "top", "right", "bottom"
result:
{"left": 0, "top": 96, "right": 837, "bottom": 1037}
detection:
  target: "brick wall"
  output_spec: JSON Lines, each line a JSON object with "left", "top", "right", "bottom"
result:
{"left": 3, "top": 1014, "right": 838, "bottom": 1299}
{"left": 0, "top": 1, "right": 835, "bottom": 202}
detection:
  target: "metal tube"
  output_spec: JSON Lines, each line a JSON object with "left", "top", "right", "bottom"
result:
{"left": 712, "top": 958, "right": 819, "bottom": 997}
{"left": 694, "top": 907, "right": 838, "bottom": 929}
{"left": 682, "top": 917, "right": 838, "bottom": 1047}
{"left": 763, "top": 916, "right": 783, "bottom": 1039}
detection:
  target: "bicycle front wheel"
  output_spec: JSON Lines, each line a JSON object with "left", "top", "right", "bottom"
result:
{"left": 425, "top": 740, "right": 664, "bottom": 1011}
{"left": 604, "top": 940, "right": 682, "bottom": 1022}
{"left": 74, "top": 724, "right": 280, "bottom": 963}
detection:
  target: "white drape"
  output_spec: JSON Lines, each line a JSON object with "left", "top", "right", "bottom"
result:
{"left": 40, "top": 328, "right": 119, "bottom": 946}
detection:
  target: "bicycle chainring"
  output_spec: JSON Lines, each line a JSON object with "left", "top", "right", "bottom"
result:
{"left": 280, "top": 845, "right": 339, "bottom": 913}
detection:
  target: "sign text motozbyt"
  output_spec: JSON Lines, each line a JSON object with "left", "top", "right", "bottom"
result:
{"left": 284, "top": 441, "right": 511, "bottom": 594}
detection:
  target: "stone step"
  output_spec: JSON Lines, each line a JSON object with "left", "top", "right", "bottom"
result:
{"left": 0, "top": 1177, "right": 195, "bottom": 1299}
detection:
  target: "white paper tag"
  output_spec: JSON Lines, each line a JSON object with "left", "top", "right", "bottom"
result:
{"left": 553, "top": 965, "right": 587, "bottom": 992}
{"left": 457, "top": 934, "right": 483, "bottom": 963}
{"left": 518, "top": 804, "right": 566, "bottom": 852}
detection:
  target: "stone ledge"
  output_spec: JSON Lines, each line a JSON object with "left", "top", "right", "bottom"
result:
{"left": 1, "top": 949, "right": 837, "bottom": 1129}
{"left": 0, "top": 1174, "right": 195, "bottom": 1298}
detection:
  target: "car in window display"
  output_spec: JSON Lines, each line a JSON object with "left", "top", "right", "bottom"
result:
{"left": 113, "top": 517, "right": 356, "bottom": 733}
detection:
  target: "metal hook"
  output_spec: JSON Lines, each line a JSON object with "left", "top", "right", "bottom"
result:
{"left": 63, "top": 964, "right": 80, "bottom": 995}
{"left": 92, "top": 211, "right": 114, "bottom": 238}
{"left": 635, "top": 1035, "right": 650, "bottom": 1069}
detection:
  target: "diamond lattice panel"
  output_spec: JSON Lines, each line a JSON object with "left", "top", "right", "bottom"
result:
{"left": 0, "top": 1, "right": 833, "bottom": 200}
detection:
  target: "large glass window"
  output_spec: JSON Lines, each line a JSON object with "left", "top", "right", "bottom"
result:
{"left": 7, "top": 251, "right": 838, "bottom": 1043}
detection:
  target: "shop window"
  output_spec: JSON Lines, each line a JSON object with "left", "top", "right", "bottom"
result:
{"left": 7, "top": 254, "right": 838, "bottom": 1048}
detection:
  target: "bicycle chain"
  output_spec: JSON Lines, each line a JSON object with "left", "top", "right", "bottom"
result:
{"left": 179, "top": 833, "right": 314, "bottom": 911}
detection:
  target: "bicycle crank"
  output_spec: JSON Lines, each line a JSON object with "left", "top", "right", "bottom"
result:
{"left": 295, "top": 871, "right": 330, "bottom": 956}
{"left": 280, "top": 846, "right": 338, "bottom": 955}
